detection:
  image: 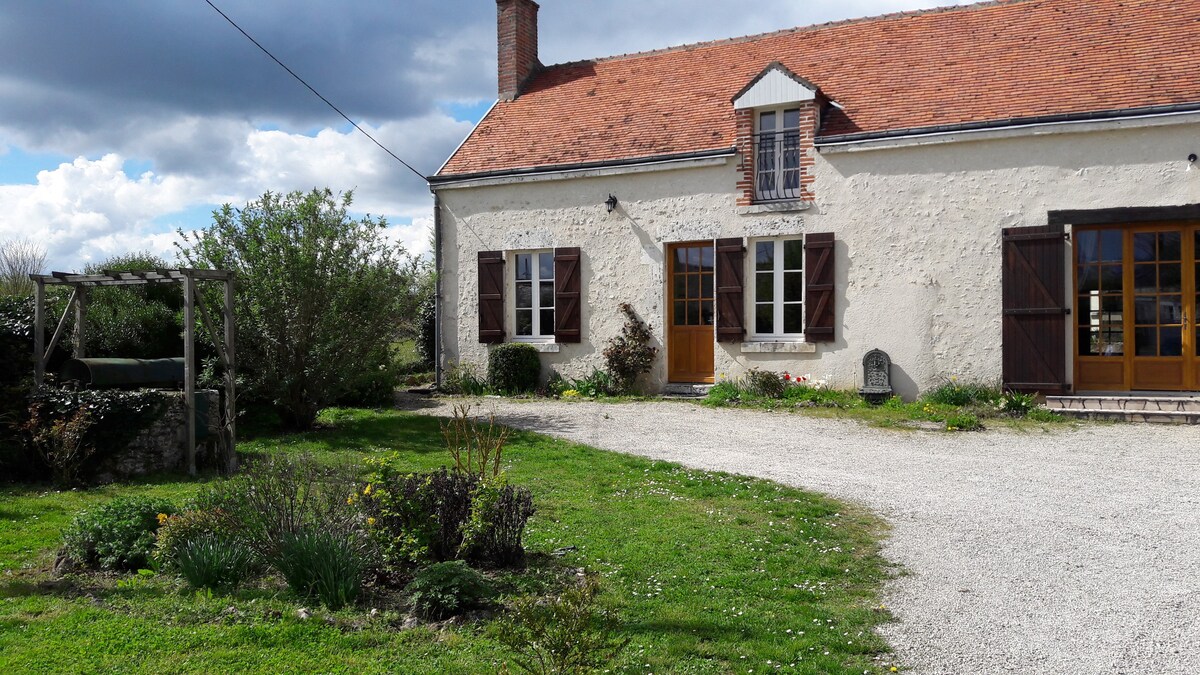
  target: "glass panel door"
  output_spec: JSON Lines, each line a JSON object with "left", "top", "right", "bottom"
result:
{"left": 1075, "top": 223, "right": 1198, "bottom": 391}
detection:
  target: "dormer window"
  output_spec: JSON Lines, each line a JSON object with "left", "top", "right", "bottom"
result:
{"left": 755, "top": 108, "right": 802, "bottom": 202}
{"left": 733, "top": 62, "right": 823, "bottom": 208}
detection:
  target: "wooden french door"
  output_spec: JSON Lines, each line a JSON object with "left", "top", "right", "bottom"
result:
{"left": 667, "top": 242, "right": 715, "bottom": 383}
{"left": 1075, "top": 223, "right": 1200, "bottom": 391}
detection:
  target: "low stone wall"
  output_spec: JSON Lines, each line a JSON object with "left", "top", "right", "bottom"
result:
{"left": 94, "top": 389, "right": 221, "bottom": 481}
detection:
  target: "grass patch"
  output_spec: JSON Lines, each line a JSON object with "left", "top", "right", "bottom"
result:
{"left": 0, "top": 408, "right": 897, "bottom": 673}
{"left": 703, "top": 376, "right": 1068, "bottom": 432}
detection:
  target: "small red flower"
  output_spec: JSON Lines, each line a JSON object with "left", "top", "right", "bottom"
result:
{"left": 782, "top": 373, "right": 791, "bottom": 381}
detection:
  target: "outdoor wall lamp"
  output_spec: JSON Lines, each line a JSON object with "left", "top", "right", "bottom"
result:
{"left": 605, "top": 194, "right": 619, "bottom": 213}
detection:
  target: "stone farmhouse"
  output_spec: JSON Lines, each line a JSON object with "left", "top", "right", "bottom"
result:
{"left": 430, "top": 0, "right": 1200, "bottom": 398}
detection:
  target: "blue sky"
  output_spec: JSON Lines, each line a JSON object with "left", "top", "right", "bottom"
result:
{"left": 0, "top": 0, "right": 969, "bottom": 271}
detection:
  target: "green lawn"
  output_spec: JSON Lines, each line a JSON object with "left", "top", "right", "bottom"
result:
{"left": 0, "top": 409, "right": 897, "bottom": 674}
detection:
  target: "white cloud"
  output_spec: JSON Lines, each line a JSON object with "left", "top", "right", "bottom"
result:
{"left": 0, "top": 112, "right": 470, "bottom": 270}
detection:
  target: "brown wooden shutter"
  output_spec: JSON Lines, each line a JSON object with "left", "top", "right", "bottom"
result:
{"left": 554, "top": 247, "right": 581, "bottom": 343}
{"left": 1002, "top": 224, "right": 1069, "bottom": 394}
{"left": 715, "top": 237, "right": 745, "bottom": 342}
{"left": 804, "top": 232, "right": 836, "bottom": 342}
{"left": 477, "top": 250, "right": 505, "bottom": 344}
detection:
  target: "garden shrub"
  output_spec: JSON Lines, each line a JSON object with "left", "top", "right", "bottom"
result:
{"left": 570, "top": 369, "right": 613, "bottom": 398}
{"left": 0, "top": 293, "right": 70, "bottom": 482}
{"left": 923, "top": 379, "right": 1001, "bottom": 407}
{"left": 62, "top": 496, "right": 177, "bottom": 571}
{"left": 404, "top": 560, "right": 494, "bottom": 620}
{"left": 23, "top": 389, "right": 169, "bottom": 485}
{"left": 997, "top": 390, "right": 1037, "bottom": 417}
{"left": 494, "top": 575, "right": 628, "bottom": 675}
{"left": 487, "top": 343, "right": 541, "bottom": 394}
{"left": 441, "top": 361, "right": 487, "bottom": 395}
{"left": 335, "top": 343, "right": 402, "bottom": 408}
{"left": 178, "top": 188, "right": 426, "bottom": 430}
{"left": 177, "top": 535, "right": 254, "bottom": 591}
{"left": 602, "top": 303, "right": 657, "bottom": 394}
{"left": 415, "top": 295, "right": 437, "bottom": 370}
{"left": 81, "top": 253, "right": 183, "bottom": 359}
{"left": 274, "top": 528, "right": 366, "bottom": 609}
{"left": 362, "top": 463, "right": 535, "bottom": 569}
{"left": 441, "top": 403, "right": 510, "bottom": 479}
{"left": 741, "top": 368, "right": 786, "bottom": 398}
{"left": 153, "top": 509, "right": 241, "bottom": 571}
{"left": 192, "top": 453, "right": 361, "bottom": 561}
{"left": 703, "top": 380, "right": 741, "bottom": 405}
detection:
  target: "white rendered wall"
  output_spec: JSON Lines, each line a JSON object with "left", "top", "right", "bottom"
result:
{"left": 436, "top": 121, "right": 1200, "bottom": 398}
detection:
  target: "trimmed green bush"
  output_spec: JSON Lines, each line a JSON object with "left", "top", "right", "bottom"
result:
{"left": 487, "top": 343, "right": 541, "bottom": 394}
{"left": 62, "top": 496, "right": 177, "bottom": 571}
{"left": 404, "top": 560, "right": 494, "bottom": 620}
{"left": 177, "top": 535, "right": 254, "bottom": 590}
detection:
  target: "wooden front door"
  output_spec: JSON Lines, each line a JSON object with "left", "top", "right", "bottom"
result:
{"left": 1075, "top": 223, "right": 1200, "bottom": 391}
{"left": 667, "top": 242, "right": 715, "bottom": 383}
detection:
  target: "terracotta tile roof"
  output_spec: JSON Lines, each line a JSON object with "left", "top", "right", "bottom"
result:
{"left": 438, "top": 0, "right": 1200, "bottom": 177}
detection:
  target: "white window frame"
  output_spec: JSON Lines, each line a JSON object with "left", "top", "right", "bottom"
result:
{"left": 753, "top": 106, "right": 803, "bottom": 203}
{"left": 749, "top": 236, "right": 805, "bottom": 340}
{"left": 511, "top": 249, "right": 555, "bottom": 342}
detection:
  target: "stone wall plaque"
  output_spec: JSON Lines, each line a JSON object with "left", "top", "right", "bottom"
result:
{"left": 859, "top": 348, "right": 893, "bottom": 404}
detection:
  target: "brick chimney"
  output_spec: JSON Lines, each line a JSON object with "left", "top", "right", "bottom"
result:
{"left": 497, "top": 0, "right": 540, "bottom": 101}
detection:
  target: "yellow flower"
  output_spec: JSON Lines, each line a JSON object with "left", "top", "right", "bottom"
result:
{"left": 366, "top": 517, "right": 376, "bottom": 526}
{"left": 156, "top": 513, "right": 169, "bottom": 525}
{"left": 363, "top": 484, "right": 373, "bottom": 496}
{"left": 890, "top": 668, "right": 898, "bottom": 673}
{"left": 346, "top": 496, "right": 355, "bottom": 505}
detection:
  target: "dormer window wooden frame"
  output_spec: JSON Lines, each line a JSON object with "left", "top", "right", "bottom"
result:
{"left": 733, "top": 63, "right": 822, "bottom": 208}
{"left": 754, "top": 107, "right": 803, "bottom": 202}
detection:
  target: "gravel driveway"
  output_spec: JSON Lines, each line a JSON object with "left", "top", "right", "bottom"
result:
{"left": 414, "top": 398, "right": 1200, "bottom": 674}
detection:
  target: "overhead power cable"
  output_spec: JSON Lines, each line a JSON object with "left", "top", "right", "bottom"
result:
{"left": 204, "top": 0, "right": 428, "bottom": 182}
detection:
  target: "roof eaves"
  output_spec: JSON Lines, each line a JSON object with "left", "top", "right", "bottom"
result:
{"left": 430, "top": 146, "right": 737, "bottom": 184}
{"left": 816, "top": 101, "right": 1200, "bottom": 145}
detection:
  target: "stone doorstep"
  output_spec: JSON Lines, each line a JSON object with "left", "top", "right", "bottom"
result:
{"left": 1045, "top": 395, "right": 1200, "bottom": 413}
{"left": 1043, "top": 406, "right": 1200, "bottom": 424}
{"left": 662, "top": 383, "right": 714, "bottom": 398}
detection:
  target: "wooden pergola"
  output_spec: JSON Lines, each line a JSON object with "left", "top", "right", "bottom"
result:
{"left": 29, "top": 269, "right": 237, "bottom": 475}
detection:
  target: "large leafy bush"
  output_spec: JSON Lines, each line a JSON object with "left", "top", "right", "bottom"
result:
{"left": 177, "top": 188, "right": 425, "bottom": 429}
{"left": 62, "top": 496, "right": 177, "bottom": 571}
{"left": 81, "top": 253, "right": 183, "bottom": 359}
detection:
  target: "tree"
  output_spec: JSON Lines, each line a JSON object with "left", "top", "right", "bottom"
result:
{"left": 83, "top": 253, "right": 184, "bottom": 359}
{"left": 0, "top": 239, "right": 46, "bottom": 297}
{"left": 178, "top": 188, "right": 422, "bottom": 430}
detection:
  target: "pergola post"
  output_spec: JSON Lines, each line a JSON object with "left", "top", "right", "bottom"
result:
{"left": 223, "top": 275, "right": 237, "bottom": 472}
{"left": 74, "top": 286, "right": 88, "bottom": 358}
{"left": 33, "top": 278, "right": 44, "bottom": 389}
{"left": 183, "top": 273, "right": 197, "bottom": 476}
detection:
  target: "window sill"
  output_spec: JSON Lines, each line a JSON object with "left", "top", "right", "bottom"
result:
{"left": 512, "top": 340, "right": 561, "bottom": 353}
{"left": 738, "top": 200, "right": 812, "bottom": 215}
{"left": 740, "top": 341, "right": 816, "bottom": 354}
